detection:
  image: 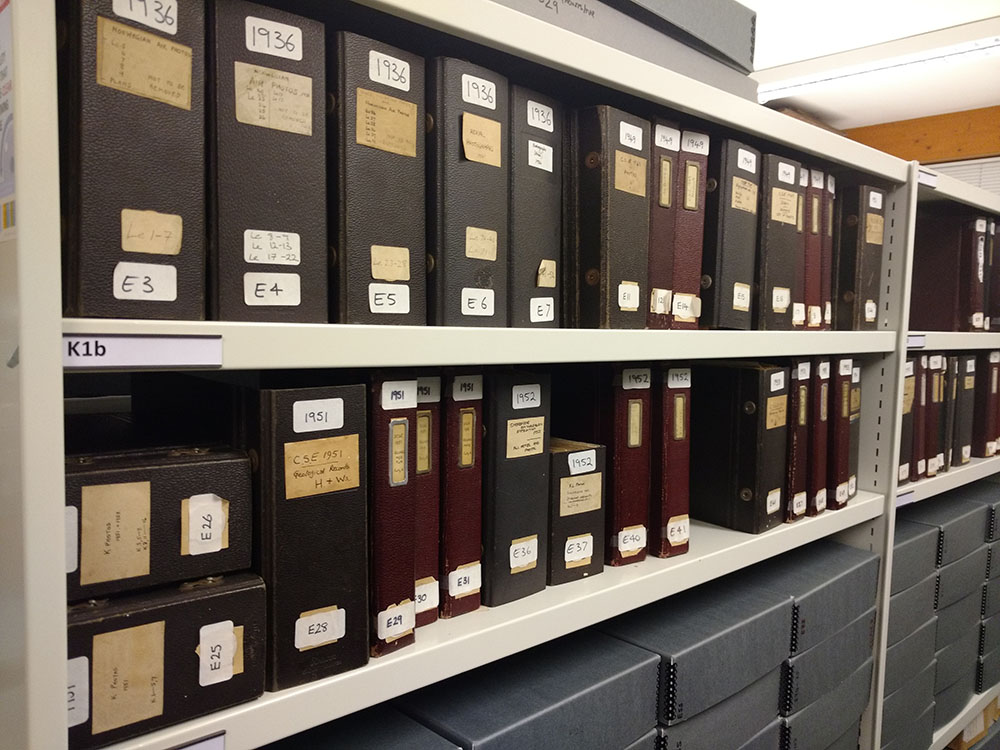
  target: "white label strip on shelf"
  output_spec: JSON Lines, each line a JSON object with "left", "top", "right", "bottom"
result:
{"left": 906, "top": 334, "right": 926, "bottom": 349}
{"left": 917, "top": 169, "right": 939, "bottom": 188}
{"left": 895, "top": 491, "right": 916, "bottom": 508}
{"left": 176, "top": 734, "right": 226, "bottom": 750}
{"left": 63, "top": 334, "right": 223, "bottom": 369}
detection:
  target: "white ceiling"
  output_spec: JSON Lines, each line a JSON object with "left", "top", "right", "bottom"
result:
{"left": 741, "top": 1, "right": 1000, "bottom": 129}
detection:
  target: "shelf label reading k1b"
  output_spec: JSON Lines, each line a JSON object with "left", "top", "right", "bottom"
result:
{"left": 63, "top": 334, "right": 223, "bottom": 369}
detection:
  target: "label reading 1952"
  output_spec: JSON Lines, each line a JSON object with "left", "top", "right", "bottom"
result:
{"left": 512, "top": 384, "right": 541, "bottom": 410}
{"left": 622, "top": 368, "right": 651, "bottom": 390}
{"left": 293, "top": 398, "right": 344, "bottom": 433}
{"left": 461, "top": 73, "right": 496, "bottom": 109}
{"left": 113, "top": 0, "right": 178, "bottom": 35}
{"left": 526, "top": 99, "right": 553, "bottom": 132}
{"left": 369, "top": 50, "right": 409, "bottom": 91}
{"left": 568, "top": 449, "right": 597, "bottom": 475}
{"left": 245, "top": 16, "right": 302, "bottom": 61}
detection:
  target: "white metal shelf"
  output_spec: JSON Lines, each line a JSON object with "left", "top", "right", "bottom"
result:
{"left": 61, "top": 318, "right": 897, "bottom": 371}
{"left": 917, "top": 167, "right": 1000, "bottom": 214}
{"left": 930, "top": 684, "right": 1000, "bottom": 750}
{"left": 355, "top": 0, "right": 908, "bottom": 183}
{"left": 907, "top": 332, "right": 1000, "bottom": 351}
{"left": 103, "top": 492, "right": 883, "bottom": 750}
{"left": 895, "top": 457, "right": 1000, "bottom": 507}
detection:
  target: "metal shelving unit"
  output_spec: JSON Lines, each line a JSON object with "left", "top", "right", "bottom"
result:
{"left": 908, "top": 332, "right": 1000, "bottom": 351}
{"left": 931, "top": 685, "right": 1000, "bottom": 750}
{"left": 896, "top": 458, "right": 1000, "bottom": 507}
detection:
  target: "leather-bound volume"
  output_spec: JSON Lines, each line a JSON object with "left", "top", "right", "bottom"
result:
{"left": 821, "top": 175, "right": 836, "bottom": 328}
{"left": 508, "top": 86, "right": 561, "bottom": 327}
{"left": 247, "top": 384, "right": 368, "bottom": 690}
{"left": 67, "top": 573, "right": 265, "bottom": 750}
{"left": 690, "top": 362, "right": 789, "bottom": 534}
{"left": 649, "top": 366, "right": 691, "bottom": 557}
{"left": 59, "top": 0, "right": 206, "bottom": 320}
{"left": 209, "top": 0, "right": 326, "bottom": 322}
{"left": 670, "top": 128, "right": 710, "bottom": 329}
{"left": 828, "top": 357, "right": 853, "bottom": 509}
{"left": 427, "top": 58, "right": 508, "bottom": 326}
{"left": 954, "top": 354, "right": 977, "bottom": 466}
{"left": 960, "top": 218, "right": 989, "bottom": 330}
{"left": 331, "top": 32, "right": 425, "bottom": 324}
{"left": 791, "top": 168, "right": 808, "bottom": 328}
{"left": 369, "top": 377, "right": 418, "bottom": 656}
{"left": 547, "top": 439, "right": 605, "bottom": 585}
{"left": 943, "top": 356, "right": 959, "bottom": 470}
{"left": 440, "top": 373, "right": 483, "bottom": 618}
{"left": 646, "top": 119, "right": 680, "bottom": 330}
{"left": 925, "top": 354, "right": 945, "bottom": 477}
{"left": 909, "top": 211, "right": 962, "bottom": 331}
{"left": 785, "top": 359, "right": 810, "bottom": 522}
{"left": 414, "top": 377, "right": 442, "bottom": 627}
{"left": 65, "top": 447, "right": 252, "bottom": 602}
{"left": 898, "top": 358, "right": 914, "bottom": 487}
{"left": 756, "top": 156, "right": 802, "bottom": 330}
{"left": 701, "top": 139, "right": 760, "bottom": 330}
{"left": 910, "top": 355, "right": 928, "bottom": 481}
{"left": 807, "top": 358, "right": 831, "bottom": 515}
{"left": 835, "top": 185, "right": 885, "bottom": 330}
{"left": 567, "top": 105, "right": 650, "bottom": 328}
{"left": 973, "top": 352, "right": 1000, "bottom": 458}
{"left": 482, "top": 370, "right": 551, "bottom": 605}
{"left": 989, "top": 221, "right": 1000, "bottom": 331}
{"left": 804, "top": 168, "right": 825, "bottom": 328}
{"left": 848, "top": 364, "right": 862, "bottom": 499}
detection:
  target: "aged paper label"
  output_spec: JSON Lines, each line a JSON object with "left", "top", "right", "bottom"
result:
{"left": 771, "top": 187, "right": 797, "bottom": 225}
{"left": 120, "top": 209, "right": 182, "bottom": 255}
{"left": 851, "top": 386, "right": 862, "bottom": 414}
{"left": 731, "top": 176, "right": 757, "bottom": 214}
{"left": 460, "top": 408, "right": 476, "bottom": 468}
{"left": 811, "top": 196, "right": 820, "bottom": 234}
{"left": 465, "top": 226, "right": 498, "bottom": 261}
{"left": 80, "top": 481, "right": 151, "bottom": 585}
{"left": 389, "top": 419, "right": 408, "bottom": 486}
{"left": 627, "top": 399, "right": 643, "bottom": 447}
{"left": 416, "top": 411, "right": 431, "bottom": 474}
{"left": 461, "top": 112, "right": 502, "bottom": 167}
{"left": 355, "top": 87, "right": 417, "bottom": 157}
{"left": 96, "top": 16, "right": 192, "bottom": 110}
{"left": 865, "top": 212, "right": 884, "bottom": 245}
{"left": 370, "top": 245, "right": 410, "bottom": 281}
{"left": 510, "top": 536, "right": 538, "bottom": 573}
{"left": 614, "top": 150, "right": 647, "bottom": 197}
{"left": 180, "top": 495, "right": 230, "bottom": 556}
{"left": 658, "top": 157, "right": 673, "bottom": 207}
{"left": 560, "top": 472, "right": 602, "bottom": 516}
{"left": 284, "top": 434, "right": 360, "bottom": 499}
{"left": 674, "top": 394, "right": 687, "bottom": 440}
{"left": 506, "top": 416, "right": 545, "bottom": 458}
{"left": 765, "top": 395, "right": 787, "bottom": 430}
{"left": 902, "top": 376, "right": 915, "bottom": 414}
{"left": 683, "top": 161, "right": 699, "bottom": 210}
{"left": 798, "top": 385, "right": 808, "bottom": 425}
{"left": 234, "top": 61, "right": 312, "bottom": 136}
{"left": 796, "top": 194, "right": 804, "bottom": 232}
{"left": 91, "top": 621, "right": 164, "bottom": 734}
{"left": 536, "top": 259, "right": 557, "bottom": 288}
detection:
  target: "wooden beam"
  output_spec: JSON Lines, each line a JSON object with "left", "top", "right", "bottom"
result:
{"left": 844, "top": 106, "right": 1000, "bottom": 163}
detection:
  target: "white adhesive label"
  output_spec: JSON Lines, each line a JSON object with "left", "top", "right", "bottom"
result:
{"left": 529, "top": 296, "right": 555, "bottom": 323}
{"left": 818, "top": 361, "right": 830, "bottom": 379}
{"left": 672, "top": 293, "right": 699, "bottom": 318}
{"left": 904, "top": 360, "right": 914, "bottom": 377}
{"left": 898, "top": 464, "right": 909, "bottom": 481}
{"left": 991, "top": 351, "right": 1000, "bottom": 364}
{"left": 792, "top": 303, "right": 806, "bottom": 325}
{"left": 654, "top": 124, "right": 680, "bottom": 151}
{"left": 836, "top": 483, "right": 849, "bottom": 504}
{"left": 963, "top": 445, "right": 972, "bottom": 461}
{"left": 618, "top": 282, "right": 640, "bottom": 311}
{"left": 799, "top": 168, "right": 808, "bottom": 187}
{"left": 733, "top": 282, "right": 751, "bottom": 312}
{"left": 792, "top": 492, "right": 807, "bottom": 516}
{"left": 461, "top": 73, "right": 496, "bottom": 109}
{"left": 766, "top": 488, "right": 781, "bottom": 514}
{"left": 650, "top": 288, "right": 672, "bottom": 315}
{"left": 681, "top": 131, "right": 709, "bottom": 155}
{"left": 461, "top": 287, "right": 495, "bottom": 317}
{"left": 564, "top": 534, "right": 594, "bottom": 564}
{"left": 825, "top": 301, "right": 832, "bottom": 324}
{"left": 568, "top": 449, "right": 597, "bottom": 475}
{"left": 113, "top": 0, "right": 178, "bottom": 34}
{"left": 509, "top": 537, "right": 539, "bottom": 570}
{"left": 113, "top": 261, "right": 177, "bottom": 302}
{"left": 852, "top": 366, "right": 861, "bottom": 384}
{"left": 930, "top": 355, "right": 943, "bottom": 369}
{"left": 849, "top": 475, "right": 857, "bottom": 495}
{"left": 865, "top": 300, "right": 877, "bottom": 323}
{"left": 246, "top": 16, "right": 302, "bottom": 61}
{"left": 414, "top": 579, "right": 439, "bottom": 614}
{"left": 969, "top": 358, "right": 978, "bottom": 373}
{"left": 917, "top": 459, "right": 927, "bottom": 474}
{"left": 198, "top": 620, "right": 236, "bottom": 687}
{"left": 808, "top": 306, "right": 822, "bottom": 327}
{"left": 448, "top": 563, "right": 482, "bottom": 596}
{"left": 293, "top": 397, "right": 344, "bottom": 433}
{"left": 772, "top": 286, "right": 791, "bottom": 313}
{"left": 187, "top": 493, "right": 226, "bottom": 556}
{"left": 417, "top": 377, "right": 441, "bottom": 404}
{"left": 815, "top": 488, "right": 827, "bottom": 512}
{"left": 622, "top": 368, "right": 651, "bottom": 390}
{"left": 618, "top": 525, "right": 646, "bottom": 553}
{"left": 368, "top": 283, "right": 410, "bottom": 314}
{"left": 810, "top": 170, "right": 824, "bottom": 189}
{"left": 527, "top": 140, "right": 553, "bottom": 172}
{"left": 667, "top": 517, "right": 690, "bottom": 545}
{"left": 526, "top": 100, "right": 554, "bottom": 132}
{"left": 294, "top": 607, "right": 345, "bottom": 650}
{"left": 243, "top": 230, "right": 300, "bottom": 266}
{"left": 243, "top": 272, "right": 300, "bottom": 306}
{"left": 928, "top": 456, "right": 939, "bottom": 473}
{"left": 668, "top": 368, "right": 692, "bottom": 389}
{"left": 778, "top": 162, "right": 796, "bottom": 185}
{"left": 381, "top": 380, "right": 417, "bottom": 410}
{"left": 797, "top": 362, "right": 811, "bottom": 380}
{"left": 840, "top": 359, "right": 853, "bottom": 376}
{"left": 976, "top": 218, "right": 988, "bottom": 233}
{"left": 770, "top": 371, "right": 785, "bottom": 392}
{"left": 737, "top": 148, "right": 757, "bottom": 173}
{"left": 369, "top": 49, "right": 410, "bottom": 91}
{"left": 66, "top": 506, "right": 78, "bottom": 574}
{"left": 869, "top": 191, "right": 883, "bottom": 210}
{"left": 67, "top": 656, "right": 89, "bottom": 728}
{"left": 619, "top": 121, "right": 643, "bottom": 151}
{"left": 512, "top": 384, "right": 541, "bottom": 410}
{"left": 937, "top": 452, "right": 945, "bottom": 467}
{"left": 377, "top": 602, "right": 415, "bottom": 641}
{"left": 452, "top": 375, "right": 483, "bottom": 402}
{"left": 827, "top": 175, "right": 836, "bottom": 193}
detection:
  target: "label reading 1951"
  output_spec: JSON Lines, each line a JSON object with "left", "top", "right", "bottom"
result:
{"left": 113, "top": 0, "right": 178, "bottom": 35}
{"left": 293, "top": 397, "right": 344, "bottom": 433}
{"left": 369, "top": 50, "right": 409, "bottom": 91}
{"left": 461, "top": 73, "right": 496, "bottom": 109}
{"left": 67, "top": 656, "right": 90, "bottom": 728}
{"left": 245, "top": 16, "right": 302, "bottom": 61}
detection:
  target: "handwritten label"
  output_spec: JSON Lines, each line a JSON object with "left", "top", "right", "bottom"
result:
{"left": 766, "top": 488, "right": 781, "bottom": 514}
{"left": 655, "top": 124, "right": 680, "bottom": 151}
{"left": 825, "top": 301, "right": 832, "bottom": 324}
{"left": 245, "top": 16, "right": 301, "bottom": 60}
{"left": 461, "top": 73, "right": 496, "bottom": 109}
{"left": 295, "top": 606, "right": 345, "bottom": 650}
{"left": 771, "top": 187, "right": 798, "bottom": 225}
{"left": 614, "top": 150, "right": 647, "bottom": 197}
{"left": 808, "top": 306, "right": 822, "bottom": 327}
{"left": 815, "top": 489, "right": 827, "bottom": 512}
{"left": 561, "top": 473, "right": 602, "bottom": 516}
{"left": 650, "top": 288, "right": 671, "bottom": 315}
{"left": 529, "top": 296, "right": 555, "bottom": 323}
{"left": 536, "top": 259, "right": 557, "bottom": 288}
{"left": 113, "top": 0, "right": 178, "bottom": 34}
{"left": 506, "top": 416, "right": 545, "bottom": 458}
{"left": 792, "top": 492, "right": 807, "bottom": 516}
{"left": 461, "top": 111, "right": 502, "bottom": 167}
{"left": 622, "top": 368, "right": 651, "bottom": 390}
{"left": 417, "top": 377, "right": 441, "bottom": 404}
{"left": 668, "top": 368, "right": 692, "bottom": 390}
{"left": 184, "top": 493, "right": 227, "bottom": 556}
{"left": 370, "top": 245, "right": 409, "bottom": 281}
{"left": 448, "top": 562, "right": 481, "bottom": 597}
{"left": 797, "top": 362, "right": 811, "bottom": 380}
{"left": 92, "top": 621, "right": 164, "bottom": 733}
{"left": 865, "top": 212, "right": 884, "bottom": 245}
{"left": 771, "top": 286, "right": 790, "bottom": 313}
{"left": 369, "top": 283, "right": 410, "bottom": 314}
{"left": 618, "top": 281, "right": 640, "bottom": 311}
{"left": 80, "top": 481, "right": 150, "bottom": 585}
{"left": 681, "top": 131, "right": 709, "bottom": 155}
{"left": 810, "top": 169, "right": 824, "bottom": 188}
{"left": 380, "top": 380, "right": 417, "bottom": 411}
{"left": 733, "top": 282, "right": 751, "bottom": 311}
{"left": 465, "top": 226, "right": 498, "bottom": 261}
{"left": 284, "top": 434, "right": 360, "bottom": 499}
{"left": 619, "top": 121, "right": 642, "bottom": 150}
{"left": 738, "top": 148, "right": 757, "bottom": 173}
{"left": 792, "top": 303, "right": 806, "bottom": 325}
{"left": 198, "top": 621, "right": 237, "bottom": 687}
{"left": 512, "top": 384, "right": 541, "bottom": 410}
{"left": 369, "top": 49, "right": 409, "bottom": 91}
{"left": 234, "top": 62, "right": 312, "bottom": 136}
{"left": 97, "top": 17, "right": 191, "bottom": 108}
{"left": 869, "top": 190, "right": 883, "bottom": 209}
{"left": 526, "top": 99, "right": 553, "bottom": 131}
{"left": 672, "top": 292, "right": 699, "bottom": 319}
{"left": 292, "top": 397, "right": 344, "bottom": 433}
{"left": 356, "top": 87, "right": 417, "bottom": 157}
{"left": 509, "top": 535, "right": 539, "bottom": 572}
{"left": 67, "top": 656, "right": 89, "bottom": 729}
{"left": 618, "top": 525, "right": 646, "bottom": 556}
{"left": 667, "top": 515, "right": 690, "bottom": 546}
{"left": 244, "top": 230, "right": 300, "bottom": 266}
{"left": 113, "top": 261, "right": 177, "bottom": 302}
{"left": 121, "top": 209, "right": 182, "bottom": 255}
{"left": 865, "top": 300, "right": 877, "bottom": 322}
{"left": 778, "top": 162, "right": 796, "bottom": 184}
{"left": 836, "top": 483, "right": 849, "bottom": 505}
{"left": 453, "top": 375, "right": 483, "bottom": 402}
{"left": 243, "top": 272, "right": 300, "bottom": 306}
{"left": 414, "top": 578, "right": 439, "bottom": 614}
{"left": 527, "top": 139, "right": 553, "bottom": 172}
{"left": 564, "top": 533, "right": 593, "bottom": 566}
{"left": 461, "top": 287, "right": 495, "bottom": 317}
{"left": 568, "top": 449, "right": 597, "bottom": 475}
{"left": 732, "top": 176, "right": 757, "bottom": 214}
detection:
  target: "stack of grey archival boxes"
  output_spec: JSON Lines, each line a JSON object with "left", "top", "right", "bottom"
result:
{"left": 962, "top": 482, "right": 1000, "bottom": 697}
{"left": 897, "top": 491, "right": 991, "bottom": 736}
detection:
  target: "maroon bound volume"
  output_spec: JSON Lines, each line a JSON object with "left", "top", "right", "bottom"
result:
{"left": 785, "top": 359, "right": 810, "bottom": 522}
{"left": 649, "top": 365, "right": 691, "bottom": 557}
{"left": 973, "top": 352, "right": 1000, "bottom": 458}
{"left": 804, "top": 169, "right": 824, "bottom": 328}
{"left": 413, "top": 376, "right": 442, "bottom": 627}
{"left": 821, "top": 175, "right": 835, "bottom": 329}
{"left": 647, "top": 119, "right": 680, "bottom": 329}
{"left": 924, "top": 354, "right": 944, "bottom": 477}
{"left": 808, "top": 358, "right": 831, "bottom": 515}
{"left": 669, "top": 129, "right": 709, "bottom": 330}
{"left": 827, "top": 357, "right": 853, "bottom": 510}
{"left": 910, "top": 356, "right": 928, "bottom": 481}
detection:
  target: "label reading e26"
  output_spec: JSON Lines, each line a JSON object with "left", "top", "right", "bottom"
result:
{"left": 187, "top": 493, "right": 225, "bottom": 556}
{"left": 245, "top": 16, "right": 302, "bottom": 61}
{"left": 369, "top": 49, "right": 409, "bottom": 91}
